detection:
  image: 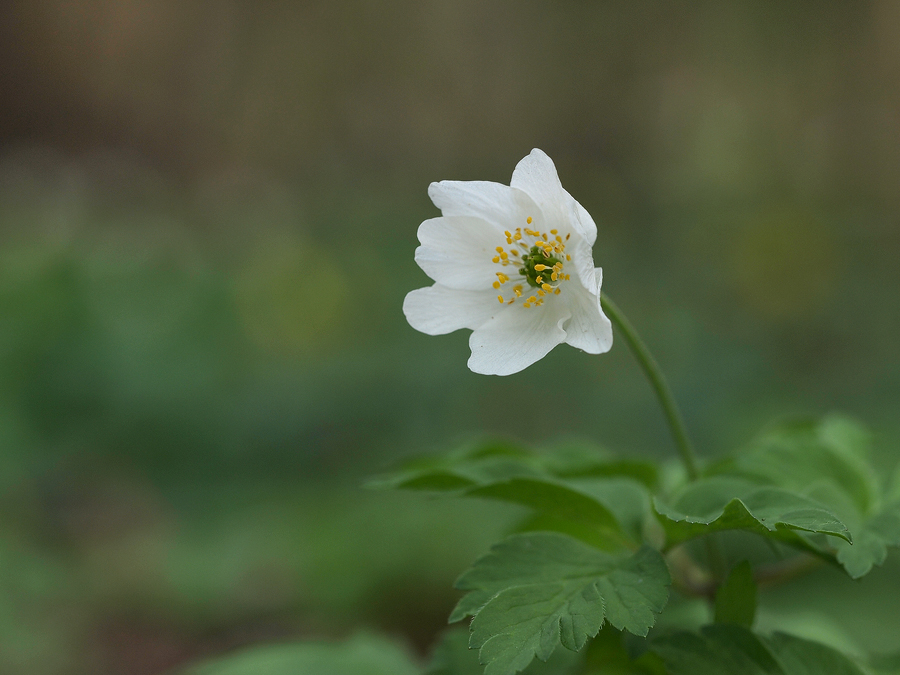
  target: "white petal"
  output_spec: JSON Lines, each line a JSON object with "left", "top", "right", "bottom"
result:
{"left": 566, "top": 190, "right": 598, "bottom": 247}
{"left": 562, "top": 268, "right": 613, "bottom": 354}
{"left": 467, "top": 301, "right": 570, "bottom": 375}
{"left": 566, "top": 236, "right": 600, "bottom": 293}
{"left": 428, "top": 180, "right": 536, "bottom": 231}
{"left": 510, "top": 149, "right": 597, "bottom": 246}
{"left": 403, "top": 285, "right": 503, "bottom": 335}
{"left": 415, "top": 216, "right": 505, "bottom": 290}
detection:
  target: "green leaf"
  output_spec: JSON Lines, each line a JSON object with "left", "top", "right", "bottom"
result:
{"left": 176, "top": 633, "right": 419, "bottom": 675}
{"left": 714, "top": 560, "right": 757, "bottom": 628}
{"left": 366, "top": 441, "right": 543, "bottom": 492}
{"left": 452, "top": 532, "right": 670, "bottom": 675}
{"left": 570, "top": 477, "right": 653, "bottom": 543}
{"left": 764, "top": 631, "right": 867, "bottom": 675}
{"left": 727, "top": 416, "right": 879, "bottom": 513}
{"left": 425, "top": 627, "right": 584, "bottom": 675}
{"left": 373, "top": 441, "right": 655, "bottom": 550}
{"left": 651, "top": 625, "right": 867, "bottom": 675}
{"left": 467, "top": 476, "right": 650, "bottom": 548}
{"left": 368, "top": 439, "right": 657, "bottom": 493}
{"left": 654, "top": 476, "right": 850, "bottom": 551}
{"left": 832, "top": 499, "right": 900, "bottom": 578}
{"left": 535, "top": 441, "right": 659, "bottom": 489}
{"left": 719, "top": 416, "right": 900, "bottom": 578}
{"left": 466, "top": 478, "right": 623, "bottom": 534}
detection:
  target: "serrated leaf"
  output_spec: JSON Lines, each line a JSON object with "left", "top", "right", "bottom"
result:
{"left": 466, "top": 476, "right": 649, "bottom": 548}
{"left": 376, "top": 448, "right": 653, "bottom": 550}
{"left": 833, "top": 499, "right": 900, "bottom": 578}
{"left": 466, "top": 478, "right": 622, "bottom": 530}
{"left": 569, "top": 477, "right": 653, "bottom": 543}
{"left": 425, "top": 627, "right": 584, "bottom": 675}
{"left": 714, "top": 560, "right": 757, "bottom": 628}
{"left": 719, "top": 417, "right": 900, "bottom": 578}
{"left": 651, "top": 625, "right": 867, "bottom": 675}
{"left": 536, "top": 442, "right": 659, "bottom": 489}
{"left": 452, "top": 533, "right": 670, "bottom": 675}
{"left": 729, "top": 416, "right": 877, "bottom": 516}
{"left": 176, "top": 633, "right": 419, "bottom": 675}
{"left": 654, "top": 476, "right": 850, "bottom": 552}
{"left": 367, "top": 450, "right": 542, "bottom": 492}
{"left": 369, "top": 439, "right": 656, "bottom": 493}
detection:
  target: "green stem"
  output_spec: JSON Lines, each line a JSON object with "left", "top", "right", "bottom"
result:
{"left": 600, "top": 295, "right": 700, "bottom": 480}
{"left": 601, "top": 295, "right": 726, "bottom": 580}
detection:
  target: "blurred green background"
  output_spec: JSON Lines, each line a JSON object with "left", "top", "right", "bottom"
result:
{"left": 1, "top": 1, "right": 899, "bottom": 673}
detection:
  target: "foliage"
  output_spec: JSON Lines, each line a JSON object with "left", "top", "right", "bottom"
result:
{"left": 452, "top": 534, "right": 669, "bottom": 674}
{"left": 650, "top": 625, "right": 868, "bottom": 675}
{"left": 713, "top": 561, "right": 757, "bottom": 629}
{"left": 362, "top": 415, "right": 900, "bottom": 674}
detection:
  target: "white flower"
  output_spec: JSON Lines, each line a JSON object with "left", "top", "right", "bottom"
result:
{"left": 403, "top": 149, "right": 613, "bottom": 375}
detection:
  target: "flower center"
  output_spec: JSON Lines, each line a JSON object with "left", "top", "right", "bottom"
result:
{"left": 491, "top": 216, "right": 572, "bottom": 308}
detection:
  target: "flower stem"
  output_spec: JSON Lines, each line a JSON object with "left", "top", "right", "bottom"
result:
{"left": 600, "top": 295, "right": 700, "bottom": 480}
{"left": 601, "top": 295, "right": 727, "bottom": 581}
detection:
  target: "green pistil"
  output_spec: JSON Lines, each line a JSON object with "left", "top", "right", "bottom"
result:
{"left": 518, "top": 246, "right": 561, "bottom": 288}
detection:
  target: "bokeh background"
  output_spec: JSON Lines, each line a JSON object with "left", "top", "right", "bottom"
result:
{"left": 2, "top": 1, "right": 899, "bottom": 673}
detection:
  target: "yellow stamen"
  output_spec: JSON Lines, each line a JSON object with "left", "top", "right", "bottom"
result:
{"left": 541, "top": 283, "right": 553, "bottom": 292}
{"left": 492, "top": 281, "right": 501, "bottom": 289}
{"left": 550, "top": 229, "right": 558, "bottom": 235}
{"left": 534, "top": 264, "right": 548, "bottom": 271}
{"left": 526, "top": 216, "right": 533, "bottom": 224}
{"left": 492, "top": 256, "right": 500, "bottom": 263}
{"left": 497, "top": 295, "right": 504, "bottom": 303}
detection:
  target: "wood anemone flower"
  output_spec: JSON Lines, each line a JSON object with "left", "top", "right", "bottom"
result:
{"left": 404, "top": 149, "right": 612, "bottom": 375}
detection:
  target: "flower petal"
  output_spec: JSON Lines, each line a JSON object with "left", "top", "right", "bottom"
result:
{"left": 403, "top": 284, "right": 502, "bottom": 335}
{"left": 467, "top": 302, "right": 570, "bottom": 375}
{"left": 567, "top": 190, "right": 599, "bottom": 247}
{"left": 428, "top": 180, "right": 536, "bottom": 231}
{"left": 565, "top": 235, "right": 600, "bottom": 294}
{"left": 563, "top": 268, "right": 613, "bottom": 354}
{"left": 415, "top": 216, "right": 503, "bottom": 290}
{"left": 510, "top": 149, "right": 597, "bottom": 246}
